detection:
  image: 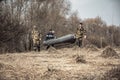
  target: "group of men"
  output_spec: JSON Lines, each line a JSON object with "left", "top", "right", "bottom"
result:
{"left": 31, "top": 22, "right": 86, "bottom": 51}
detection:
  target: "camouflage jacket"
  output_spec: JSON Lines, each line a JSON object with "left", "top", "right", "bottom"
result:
{"left": 31, "top": 29, "right": 42, "bottom": 44}
{"left": 75, "top": 27, "right": 86, "bottom": 39}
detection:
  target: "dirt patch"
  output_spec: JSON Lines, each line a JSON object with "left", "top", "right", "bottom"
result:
{"left": 101, "top": 46, "right": 119, "bottom": 58}
{"left": 85, "top": 44, "right": 98, "bottom": 51}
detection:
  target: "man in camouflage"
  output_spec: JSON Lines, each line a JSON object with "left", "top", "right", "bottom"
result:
{"left": 31, "top": 25, "right": 42, "bottom": 51}
{"left": 75, "top": 22, "right": 86, "bottom": 47}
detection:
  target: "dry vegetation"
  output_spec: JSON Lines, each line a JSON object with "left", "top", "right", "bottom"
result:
{"left": 101, "top": 46, "right": 119, "bottom": 58}
{"left": 0, "top": 0, "right": 120, "bottom": 53}
{"left": 0, "top": 47, "right": 120, "bottom": 80}
{"left": 85, "top": 44, "right": 99, "bottom": 51}
{"left": 0, "top": 0, "right": 120, "bottom": 80}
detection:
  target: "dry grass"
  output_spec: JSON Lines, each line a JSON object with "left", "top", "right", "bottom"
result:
{"left": 0, "top": 47, "right": 120, "bottom": 80}
{"left": 73, "top": 55, "right": 87, "bottom": 63}
{"left": 101, "top": 46, "right": 119, "bottom": 58}
{"left": 85, "top": 44, "right": 99, "bottom": 52}
{"left": 102, "top": 65, "right": 120, "bottom": 80}
{"left": 47, "top": 47, "right": 61, "bottom": 54}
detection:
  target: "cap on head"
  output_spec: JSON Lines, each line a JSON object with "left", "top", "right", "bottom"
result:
{"left": 79, "top": 22, "right": 83, "bottom": 25}
{"left": 49, "top": 29, "right": 55, "bottom": 33}
{"left": 49, "top": 29, "right": 52, "bottom": 31}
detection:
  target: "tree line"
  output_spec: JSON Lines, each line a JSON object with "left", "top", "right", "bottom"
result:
{"left": 0, "top": 0, "right": 120, "bottom": 53}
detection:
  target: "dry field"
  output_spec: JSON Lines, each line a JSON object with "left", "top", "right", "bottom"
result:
{"left": 0, "top": 46, "right": 120, "bottom": 80}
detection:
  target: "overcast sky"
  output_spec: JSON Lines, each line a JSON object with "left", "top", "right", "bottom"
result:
{"left": 70, "top": 0, "right": 120, "bottom": 26}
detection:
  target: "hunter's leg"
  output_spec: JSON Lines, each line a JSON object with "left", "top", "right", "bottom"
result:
{"left": 46, "top": 45, "right": 50, "bottom": 50}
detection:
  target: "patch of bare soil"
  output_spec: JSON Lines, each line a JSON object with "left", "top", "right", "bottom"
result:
{"left": 101, "top": 46, "right": 119, "bottom": 58}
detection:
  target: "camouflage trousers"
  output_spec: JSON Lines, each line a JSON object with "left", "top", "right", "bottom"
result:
{"left": 76, "top": 37, "right": 83, "bottom": 47}
{"left": 33, "top": 39, "right": 40, "bottom": 51}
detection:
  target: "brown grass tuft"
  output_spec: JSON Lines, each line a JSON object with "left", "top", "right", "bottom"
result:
{"left": 85, "top": 44, "right": 99, "bottom": 51}
{"left": 74, "top": 55, "right": 87, "bottom": 63}
{"left": 41, "top": 68, "right": 71, "bottom": 80}
{"left": 101, "top": 46, "right": 119, "bottom": 58}
{"left": 102, "top": 65, "right": 120, "bottom": 80}
{"left": 47, "top": 47, "right": 60, "bottom": 54}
